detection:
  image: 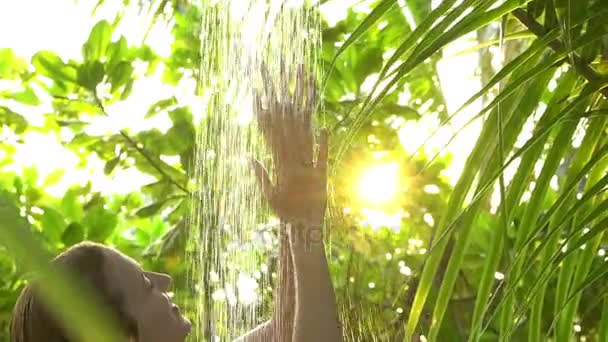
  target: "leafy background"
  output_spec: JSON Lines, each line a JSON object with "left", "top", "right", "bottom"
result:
{"left": 1, "top": 0, "right": 608, "bottom": 341}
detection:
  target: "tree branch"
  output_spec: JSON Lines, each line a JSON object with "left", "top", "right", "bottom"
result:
{"left": 511, "top": 8, "right": 608, "bottom": 98}
{"left": 93, "top": 94, "right": 192, "bottom": 195}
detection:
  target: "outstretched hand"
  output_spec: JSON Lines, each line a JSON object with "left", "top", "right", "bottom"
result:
{"left": 250, "top": 64, "right": 343, "bottom": 342}
{"left": 251, "top": 64, "right": 328, "bottom": 227}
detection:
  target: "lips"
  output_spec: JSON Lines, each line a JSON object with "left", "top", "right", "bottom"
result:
{"left": 182, "top": 316, "right": 192, "bottom": 335}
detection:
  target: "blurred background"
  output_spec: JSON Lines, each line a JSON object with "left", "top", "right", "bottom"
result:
{"left": 1, "top": 0, "right": 607, "bottom": 341}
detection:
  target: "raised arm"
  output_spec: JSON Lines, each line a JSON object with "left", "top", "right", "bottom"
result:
{"left": 250, "top": 64, "right": 342, "bottom": 342}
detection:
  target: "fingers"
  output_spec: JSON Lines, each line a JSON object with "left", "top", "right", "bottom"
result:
{"left": 257, "top": 62, "right": 322, "bottom": 172}
{"left": 306, "top": 75, "right": 316, "bottom": 114}
{"left": 254, "top": 93, "right": 277, "bottom": 156}
{"left": 302, "top": 75, "right": 316, "bottom": 152}
{"left": 279, "top": 58, "right": 291, "bottom": 105}
{"left": 253, "top": 92, "right": 263, "bottom": 115}
{"left": 316, "top": 128, "right": 329, "bottom": 173}
{"left": 261, "top": 62, "right": 275, "bottom": 103}
{"left": 251, "top": 158, "right": 275, "bottom": 204}
{"left": 297, "top": 66, "right": 314, "bottom": 162}
{"left": 294, "top": 64, "right": 304, "bottom": 109}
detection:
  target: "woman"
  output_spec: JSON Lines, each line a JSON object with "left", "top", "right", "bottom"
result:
{"left": 10, "top": 241, "right": 192, "bottom": 342}
{"left": 11, "top": 65, "right": 342, "bottom": 342}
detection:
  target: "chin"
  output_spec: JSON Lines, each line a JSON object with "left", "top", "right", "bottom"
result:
{"left": 179, "top": 315, "right": 192, "bottom": 337}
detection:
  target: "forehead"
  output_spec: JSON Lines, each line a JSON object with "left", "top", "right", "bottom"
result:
{"left": 103, "top": 249, "right": 143, "bottom": 276}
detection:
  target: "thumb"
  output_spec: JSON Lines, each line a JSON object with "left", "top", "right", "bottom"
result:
{"left": 250, "top": 158, "right": 275, "bottom": 204}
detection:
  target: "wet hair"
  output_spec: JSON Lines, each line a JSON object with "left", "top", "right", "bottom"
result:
{"left": 10, "top": 242, "right": 138, "bottom": 342}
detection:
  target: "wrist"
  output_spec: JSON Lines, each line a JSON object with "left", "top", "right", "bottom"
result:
{"left": 283, "top": 221, "right": 325, "bottom": 253}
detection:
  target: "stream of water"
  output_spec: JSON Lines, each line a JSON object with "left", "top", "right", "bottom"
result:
{"left": 187, "top": 1, "right": 320, "bottom": 340}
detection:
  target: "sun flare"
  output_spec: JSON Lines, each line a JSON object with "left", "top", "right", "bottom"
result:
{"left": 358, "top": 162, "right": 399, "bottom": 204}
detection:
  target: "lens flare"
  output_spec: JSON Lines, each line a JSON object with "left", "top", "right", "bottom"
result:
{"left": 358, "top": 162, "right": 399, "bottom": 204}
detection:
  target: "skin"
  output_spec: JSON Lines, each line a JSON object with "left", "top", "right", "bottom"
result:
{"left": 102, "top": 248, "right": 192, "bottom": 342}
{"left": 236, "top": 64, "right": 342, "bottom": 341}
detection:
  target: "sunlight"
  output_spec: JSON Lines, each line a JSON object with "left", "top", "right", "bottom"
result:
{"left": 357, "top": 162, "right": 399, "bottom": 204}
{"left": 359, "top": 208, "right": 403, "bottom": 232}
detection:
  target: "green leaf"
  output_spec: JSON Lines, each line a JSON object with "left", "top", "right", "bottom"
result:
{"left": 61, "top": 189, "right": 84, "bottom": 222}
{"left": 42, "top": 169, "right": 65, "bottom": 187}
{"left": 39, "top": 207, "right": 66, "bottom": 243}
{"left": 408, "top": 52, "right": 553, "bottom": 341}
{"left": 120, "top": 78, "right": 134, "bottom": 100}
{"left": 325, "top": 0, "right": 396, "bottom": 82}
{"left": 68, "top": 133, "right": 99, "bottom": 149}
{"left": 83, "top": 20, "right": 113, "bottom": 62}
{"left": 107, "top": 36, "right": 129, "bottom": 69}
{"left": 168, "top": 106, "right": 193, "bottom": 124}
{"left": 108, "top": 61, "right": 133, "bottom": 92}
{"left": 23, "top": 166, "right": 39, "bottom": 185}
{"left": 104, "top": 156, "right": 121, "bottom": 175}
{"left": 77, "top": 61, "right": 105, "bottom": 90}
{"left": 134, "top": 227, "right": 151, "bottom": 245}
{"left": 165, "top": 121, "right": 195, "bottom": 155}
{"left": 85, "top": 205, "right": 118, "bottom": 242}
{"left": 13, "top": 177, "right": 23, "bottom": 196}
{"left": 167, "top": 200, "right": 188, "bottom": 223}
{"left": 469, "top": 70, "right": 578, "bottom": 342}
{"left": 141, "top": 180, "right": 172, "bottom": 199}
{"left": 8, "top": 86, "right": 41, "bottom": 105}
{"left": 146, "top": 97, "right": 178, "bottom": 118}
{"left": 0, "top": 106, "right": 28, "bottom": 134}
{"left": 31, "top": 51, "right": 77, "bottom": 82}
{"left": 0, "top": 48, "right": 27, "bottom": 78}
{"left": 158, "top": 220, "right": 187, "bottom": 257}
{"left": 61, "top": 222, "right": 85, "bottom": 246}
{"left": 135, "top": 202, "right": 165, "bottom": 218}
{"left": 601, "top": 299, "right": 608, "bottom": 341}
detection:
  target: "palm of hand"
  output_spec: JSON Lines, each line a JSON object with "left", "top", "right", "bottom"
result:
{"left": 252, "top": 64, "right": 328, "bottom": 226}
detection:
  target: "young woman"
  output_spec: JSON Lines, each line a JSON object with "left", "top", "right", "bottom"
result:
{"left": 10, "top": 241, "right": 192, "bottom": 342}
{"left": 10, "top": 66, "right": 341, "bottom": 342}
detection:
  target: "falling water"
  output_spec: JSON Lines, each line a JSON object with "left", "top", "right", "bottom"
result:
{"left": 187, "top": 1, "right": 320, "bottom": 340}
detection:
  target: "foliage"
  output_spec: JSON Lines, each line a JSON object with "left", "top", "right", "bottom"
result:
{"left": 329, "top": 0, "right": 608, "bottom": 341}
{"left": 0, "top": 0, "right": 607, "bottom": 341}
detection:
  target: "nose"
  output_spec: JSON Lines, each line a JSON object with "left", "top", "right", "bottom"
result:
{"left": 144, "top": 271, "right": 173, "bottom": 292}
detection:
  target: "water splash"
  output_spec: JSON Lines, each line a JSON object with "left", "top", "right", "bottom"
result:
{"left": 187, "top": 1, "right": 320, "bottom": 340}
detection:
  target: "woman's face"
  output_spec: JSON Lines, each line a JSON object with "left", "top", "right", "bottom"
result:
{"left": 103, "top": 249, "right": 191, "bottom": 342}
